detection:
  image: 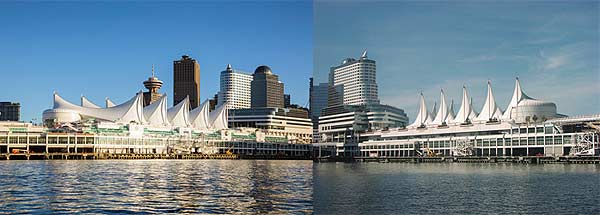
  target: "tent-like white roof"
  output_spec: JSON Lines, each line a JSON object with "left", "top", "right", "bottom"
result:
{"left": 44, "top": 91, "right": 232, "bottom": 132}
{"left": 475, "top": 81, "right": 503, "bottom": 122}
{"left": 53, "top": 92, "right": 146, "bottom": 124}
{"left": 106, "top": 98, "right": 116, "bottom": 108}
{"left": 189, "top": 99, "right": 211, "bottom": 129}
{"left": 431, "top": 90, "right": 452, "bottom": 125}
{"left": 81, "top": 96, "right": 101, "bottom": 108}
{"left": 408, "top": 93, "right": 431, "bottom": 128}
{"left": 208, "top": 102, "right": 229, "bottom": 130}
{"left": 143, "top": 95, "right": 169, "bottom": 126}
{"left": 427, "top": 101, "right": 437, "bottom": 125}
{"left": 452, "top": 86, "right": 478, "bottom": 124}
{"left": 167, "top": 96, "right": 190, "bottom": 127}
{"left": 447, "top": 99, "right": 455, "bottom": 122}
{"left": 502, "top": 78, "right": 530, "bottom": 120}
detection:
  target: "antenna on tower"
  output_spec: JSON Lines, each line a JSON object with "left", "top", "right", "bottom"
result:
{"left": 152, "top": 64, "right": 155, "bottom": 77}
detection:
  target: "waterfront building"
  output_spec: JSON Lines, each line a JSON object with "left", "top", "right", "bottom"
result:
{"left": 142, "top": 65, "right": 164, "bottom": 106}
{"left": 251, "top": 65, "right": 284, "bottom": 108}
{"left": 0, "top": 121, "right": 43, "bottom": 134}
{"left": 229, "top": 107, "right": 313, "bottom": 144}
{"left": 173, "top": 55, "right": 200, "bottom": 108}
{"left": 218, "top": 64, "right": 253, "bottom": 109}
{"left": 328, "top": 50, "right": 379, "bottom": 106}
{"left": 42, "top": 92, "right": 227, "bottom": 132}
{"left": 0, "top": 102, "right": 20, "bottom": 121}
{"left": 315, "top": 78, "right": 599, "bottom": 158}
{"left": 36, "top": 90, "right": 313, "bottom": 156}
{"left": 317, "top": 104, "right": 409, "bottom": 144}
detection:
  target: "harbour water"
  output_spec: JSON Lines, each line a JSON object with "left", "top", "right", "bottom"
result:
{"left": 0, "top": 160, "right": 312, "bottom": 214}
{"left": 314, "top": 163, "right": 600, "bottom": 215}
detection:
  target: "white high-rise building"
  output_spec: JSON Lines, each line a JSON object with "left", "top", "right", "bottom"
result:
{"left": 329, "top": 50, "right": 379, "bottom": 106}
{"left": 218, "top": 64, "right": 253, "bottom": 109}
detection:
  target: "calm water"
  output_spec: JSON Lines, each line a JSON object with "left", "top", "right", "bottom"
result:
{"left": 0, "top": 160, "right": 312, "bottom": 214}
{"left": 314, "top": 163, "right": 600, "bottom": 215}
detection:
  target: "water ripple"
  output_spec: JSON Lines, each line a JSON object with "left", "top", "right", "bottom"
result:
{"left": 0, "top": 160, "right": 313, "bottom": 214}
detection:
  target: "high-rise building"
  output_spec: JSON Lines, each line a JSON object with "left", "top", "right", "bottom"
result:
{"left": 284, "top": 94, "right": 291, "bottom": 108}
{"left": 317, "top": 51, "right": 408, "bottom": 147}
{"left": 309, "top": 78, "right": 329, "bottom": 119}
{"left": 218, "top": 64, "right": 253, "bottom": 109}
{"left": 310, "top": 78, "right": 329, "bottom": 142}
{"left": 0, "top": 102, "right": 20, "bottom": 121}
{"left": 328, "top": 50, "right": 379, "bottom": 106}
{"left": 209, "top": 93, "right": 218, "bottom": 111}
{"left": 251, "top": 65, "right": 284, "bottom": 108}
{"left": 173, "top": 55, "right": 200, "bottom": 109}
{"left": 142, "top": 65, "right": 164, "bottom": 106}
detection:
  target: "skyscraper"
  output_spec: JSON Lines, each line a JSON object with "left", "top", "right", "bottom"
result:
{"left": 328, "top": 50, "right": 379, "bottom": 106}
{"left": 173, "top": 55, "right": 200, "bottom": 108}
{"left": 251, "top": 65, "right": 284, "bottom": 108}
{"left": 142, "top": 65, "right": 164, "bottom": 106}
{"left": 0, "top": 102, "right": 20, "bottom": 121}
{"left": 309, "top": 78, "right": 329, "bottom": 119}
{"left": 318, "top": 51, "right": 407, "bottom": 145}
{"left": 218, "top": 64, "right": 253, "bottom": 109}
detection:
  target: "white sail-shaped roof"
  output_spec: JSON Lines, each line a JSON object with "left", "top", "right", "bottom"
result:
{"left": 208, "top": 102, "right": 229, "bottom": 130}
{"left": 452, "top": 86, "right": 477, "bottom": 124}
{"left": 106, "top": 98, "right": 116, "bottom": 108}
{"left": 428, "top": 102, "right": 437, "bottom": 124}
{"left": 431, "top": 90, "right": 451, "bottom": 125}
{"left": 475, "top": 81, "right": 503, "bottom": 122}
{"left": 143, "top": 95, "right": 169, "bottom": 126}
{"left": 470, "top": 98, "right": 478, "bottom": 117}
{"left": 408, "top": 93, "right": 430, "bottom": 128}
{"left": 81, "top": 96, "right": 101, "bottom": 108}
{"left": 447, "top": 99, "right": 455, "bottom": 122}
{"left": 190, "top": 99, "right": 211, "bottom": 129}
{"left": 167, "top": 96, "right": 190, "bottom": 127}
{"left": 502, "top": 78, "right": 531, "bottom": 120}
{"left": 52, "top": 92, "right": 146, "bottom": 124}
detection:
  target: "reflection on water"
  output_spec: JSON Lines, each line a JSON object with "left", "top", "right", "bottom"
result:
{"left": 314, "top": 163, "right": 600, "bottom": 215}
{"left": 0, "top": 160, "right": 312, "bottom": 214}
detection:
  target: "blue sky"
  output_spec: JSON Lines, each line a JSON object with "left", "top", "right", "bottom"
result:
{"left": 0, "top": 1, "right": 312, "bottom": 122}
{"left": 314, "top": 1, "right": 599, "bottom": 120}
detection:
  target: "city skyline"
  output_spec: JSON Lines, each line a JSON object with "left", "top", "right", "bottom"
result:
{"left": 314, "top": 1, "right": 599, "bottom": 121}
{"left": 0, "top": 2, "right": 313, "bottom": 122}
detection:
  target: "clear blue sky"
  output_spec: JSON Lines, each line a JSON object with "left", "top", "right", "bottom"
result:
{"left": 314, "top": 1, "right": 599, "bottom": 121}
{"left": 0, "top": 1, "right": 312, "bottom": 122}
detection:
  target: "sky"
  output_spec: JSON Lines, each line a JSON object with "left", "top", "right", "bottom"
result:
{"left": 314, "top": 1, "right": 599, "bottom": 122}
{"left": 0, "top": 1, "right": 313, "bottom": 122}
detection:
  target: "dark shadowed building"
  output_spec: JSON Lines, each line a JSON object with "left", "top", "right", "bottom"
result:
{"left": 251, "top": 65, "right": 284, "bottom": 108}
{"left": 173, "top": 55, "right": 200, "bottom": 108}
{"left": 0, "top": 102, "right": 20, "bottom": 121}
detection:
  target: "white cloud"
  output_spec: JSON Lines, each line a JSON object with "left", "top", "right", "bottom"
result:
{"left": 544, "top": 54, "right": 568, "bottom": 70}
